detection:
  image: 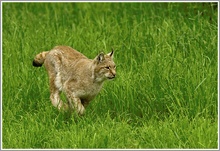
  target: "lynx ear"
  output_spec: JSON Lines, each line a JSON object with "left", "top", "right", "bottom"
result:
{"left": 95, "top": 52, "right": 105, "bottom": 63}
{"left": 107, "top": 48, "right": 114, "bottom": 58}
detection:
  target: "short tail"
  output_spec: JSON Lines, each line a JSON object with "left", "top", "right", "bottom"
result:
{"left": 33, "top": 51, "right": 49, "bottom": 67}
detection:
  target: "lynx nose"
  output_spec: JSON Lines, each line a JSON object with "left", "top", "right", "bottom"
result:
{"left": 112, "top": 70, "right": 116, "bottom": 76}
{"left": 112, "top": 72, "right": 116, "bottom": 78}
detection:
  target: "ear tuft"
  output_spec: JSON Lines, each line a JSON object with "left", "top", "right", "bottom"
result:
{"left": 107, "top": 48, "right": 114, "bottom": 58}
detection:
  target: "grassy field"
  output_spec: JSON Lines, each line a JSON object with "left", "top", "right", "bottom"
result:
{"left": 2, "top": 2, "right": 218, "bottom": 149}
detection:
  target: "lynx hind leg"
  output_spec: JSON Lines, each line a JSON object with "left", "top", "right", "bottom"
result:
{"left": 48, "top": 72, "right": 68, "bottom": 111}
{"left": 45, "top": 51, "right": 68, "bottom": 111}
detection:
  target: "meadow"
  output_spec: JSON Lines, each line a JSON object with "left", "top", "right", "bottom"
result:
{"left": 2, "top": 2, "right": 218, "bottom": 149}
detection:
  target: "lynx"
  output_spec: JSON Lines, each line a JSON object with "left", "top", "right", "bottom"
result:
{"left": 33, "top": 46, "right": 116, "bottom": 115}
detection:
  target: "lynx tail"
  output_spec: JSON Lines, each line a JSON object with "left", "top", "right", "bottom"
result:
{"left": 33, "top": 51, "right": 49, "bottom": 67}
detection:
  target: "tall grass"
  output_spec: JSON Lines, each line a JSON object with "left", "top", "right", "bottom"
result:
{"left": 2, "top": 2, "right": 218, "bottom": 149}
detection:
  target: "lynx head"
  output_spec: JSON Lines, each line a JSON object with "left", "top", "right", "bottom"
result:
{"left": 93, "top": 49, "right": 116, "bottom": 82}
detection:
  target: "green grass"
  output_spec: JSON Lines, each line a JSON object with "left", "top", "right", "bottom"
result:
{"left": 2, "top": 2, "right": 218, "bottom": 149}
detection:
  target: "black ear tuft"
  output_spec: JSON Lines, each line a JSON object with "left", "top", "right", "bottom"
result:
{"left": 107, "top": 48, "right": 114, "bottom": 58}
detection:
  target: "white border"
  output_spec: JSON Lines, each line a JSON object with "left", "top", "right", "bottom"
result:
{"left": 0, "top": 1, "right": 219, "bottom": 151}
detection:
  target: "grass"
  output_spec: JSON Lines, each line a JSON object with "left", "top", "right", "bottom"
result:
{"left": 2, "top": 2, "right": 218, "bottom": 149}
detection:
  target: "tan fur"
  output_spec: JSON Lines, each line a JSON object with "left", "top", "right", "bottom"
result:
{"left": 33, "top": 46, "right": 116, "bottom": 115}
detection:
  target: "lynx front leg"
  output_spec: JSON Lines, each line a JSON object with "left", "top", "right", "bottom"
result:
{"left": 65, "top": 92, "right": 85, "bottom": 115}
{"left": 81, "top": 99, "right": 90, "bottom": 108}
{"left": 74, "top": 97, "right": 85, "bottom": 115}
{"left": 71, "top": 97, "right": 85, "bottom": 115}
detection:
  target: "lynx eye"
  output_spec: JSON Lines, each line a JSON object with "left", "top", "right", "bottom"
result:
{"left": 105, "top": 66, "right": 110, "bottom": 70}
